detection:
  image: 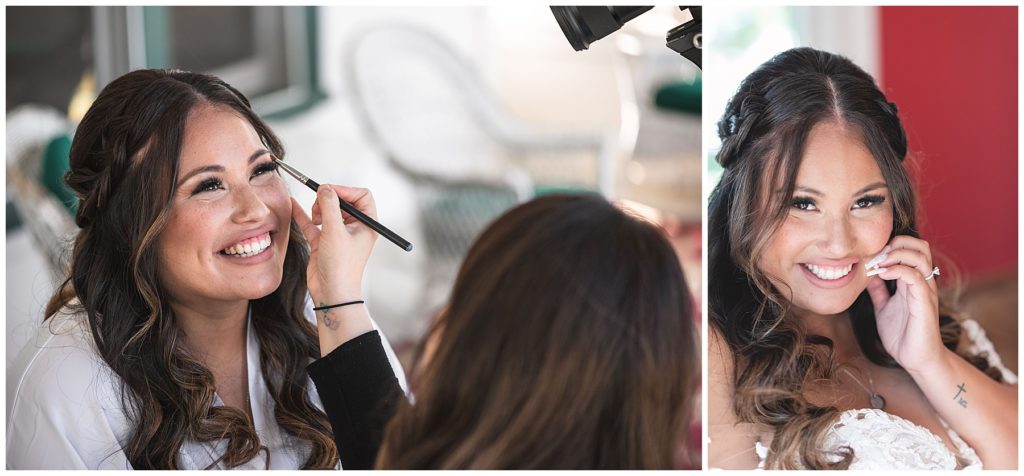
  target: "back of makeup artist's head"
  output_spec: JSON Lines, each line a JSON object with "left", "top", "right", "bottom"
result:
{"left": 44, "top": 69, "right": 336, "bottom": 469}
{"left": 377, "top": 193, "right": 697, "bottom": 469}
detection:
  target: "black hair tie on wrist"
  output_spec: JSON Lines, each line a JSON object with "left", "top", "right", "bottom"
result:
{"left": 313, "top": 300, "right": 364, "bottom": 311}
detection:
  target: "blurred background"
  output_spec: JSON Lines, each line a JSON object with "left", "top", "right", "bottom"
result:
{"left": 704, "top": 5, "right": 1018, "bottom": 372}
{"left": 5, "top": 5, "right": 701, "bottom": 399}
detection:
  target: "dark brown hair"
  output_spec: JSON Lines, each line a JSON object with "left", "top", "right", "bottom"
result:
{"left": 708, "top": 47, "right": 1002, "bottom": 469}
{"left": 376, "top": 193, "right": 698, "bottom": 469}
{"left": 45, "top": 69, "right": 337, "bottom": 469}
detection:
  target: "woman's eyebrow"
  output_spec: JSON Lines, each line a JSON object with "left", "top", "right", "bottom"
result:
{"left": 795, "top": 185, "right": 824, "bottom": 197}
{"left": 175, "top": 149, "right": 270, "bottom": 187}
{"left": 793, "top": 181, "right": 888, "bottom": 197}
{"left": 852, "top": 181, "right": 887, "bottom": 196}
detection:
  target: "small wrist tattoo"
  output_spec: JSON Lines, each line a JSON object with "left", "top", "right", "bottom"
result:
{"left": 953, "top": 382, "right": 968, "bottom": 408}
{"left": 318, "top": 303, "right": 341, "bottom": 331}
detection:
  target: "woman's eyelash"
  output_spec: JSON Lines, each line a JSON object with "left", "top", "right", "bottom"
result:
{"left": 791, "top": 196, "right": 816, "bottom": 211}
{"left": 189, "top": 162, "right": 280, "bottom": 196}
{"left": 252, "top": 161, "right": 279, "bottom": 177}
{"left": 790, "top": 194, "right": 887, "bottom": 211}
{"left": 854, "top": 194, "right": 886, "bottom": 209}
{"left": 192, "top": 178, "right": 222, "bottom": 195}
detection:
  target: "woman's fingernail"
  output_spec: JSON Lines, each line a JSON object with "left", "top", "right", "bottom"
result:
{"left": 866, "top": 267, "right": 887, "bottom": 277}
{"left": 864, "top": 254, "right": 884, "bottom": 270}
{"left": 864, "top": 245, "right": 892, "bottom": 270}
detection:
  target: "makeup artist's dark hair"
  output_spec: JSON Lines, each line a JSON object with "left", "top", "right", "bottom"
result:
{"left": 44, "top": 69, "right": 337, "bottom": 469}
{"left": 707, "top": 47, "right": 1002, "bottom": 469}
{"left": 376, "top": 194, "right": 698, "bottom": 469}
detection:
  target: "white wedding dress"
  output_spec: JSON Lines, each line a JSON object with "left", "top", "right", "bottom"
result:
{"left": 747, "top": 319, "right": 1017, "bottom": 470}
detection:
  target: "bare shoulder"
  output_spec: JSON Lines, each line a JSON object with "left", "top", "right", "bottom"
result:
{"left": 707, "top": 326, "right": 764, "bottom": 469}
{"left": 707, "top": 325, "right": 736, "bottom": 406}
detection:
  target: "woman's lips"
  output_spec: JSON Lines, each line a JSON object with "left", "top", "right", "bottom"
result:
{"left": 218, "top": 231, "right": 275, "bottom": 264}
{"left": 799, "top": 262, "right": 858, "bottom": 289}
{"left": 221, "top": 231, "right": 272, "bottom": 256}
{"left": 803, "top": 262, "right": 853, "bottom": 280}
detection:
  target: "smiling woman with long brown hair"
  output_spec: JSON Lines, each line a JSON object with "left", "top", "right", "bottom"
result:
{"left": 707, "top": 47, "right": 1017, "bottom": 470}
{"left": 6, "top": 69, "right": 404, "bottom": 469}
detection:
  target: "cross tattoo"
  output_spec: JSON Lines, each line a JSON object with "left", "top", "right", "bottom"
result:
{"left": 953, "top": 383, "right": 968, "bottom": 408}
{"left": 318, "top": 303, "right": 341, "bottom": 330}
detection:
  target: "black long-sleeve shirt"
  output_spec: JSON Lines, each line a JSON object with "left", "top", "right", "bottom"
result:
{"left": 307, "top": 331, "right": 403, "bottom": 469}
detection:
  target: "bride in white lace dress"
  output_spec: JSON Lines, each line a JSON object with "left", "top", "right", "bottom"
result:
{"left": 706, "top": 47, "right": 1018, "bottom": 470}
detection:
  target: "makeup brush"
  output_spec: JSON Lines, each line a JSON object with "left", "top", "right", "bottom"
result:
{"left": 274, "top": 157, "right": 413, "bottom": 252}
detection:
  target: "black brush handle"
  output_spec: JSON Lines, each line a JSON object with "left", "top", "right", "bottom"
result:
{"left": 305, "top": 177, "right": 413, "bottom": 252}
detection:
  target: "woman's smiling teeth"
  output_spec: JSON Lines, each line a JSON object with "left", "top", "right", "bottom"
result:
{"left": 221, "top": 232, "right": 272, "bottom": 257}
{"left": 803, "top": 263, "right": 853, "bottom": 280}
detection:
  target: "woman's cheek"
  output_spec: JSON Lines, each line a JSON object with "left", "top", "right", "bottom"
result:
{"left": 856, "top": 210, "right": 894, "bottom": 251}
{"left": 259, "top": 178, "right": 291, "bottom": 211}
{"left": 778, "top": 214, "right": 816, "bottom": 251}
{"left": 761, "top": 218, "right": 805, "bottom": 273}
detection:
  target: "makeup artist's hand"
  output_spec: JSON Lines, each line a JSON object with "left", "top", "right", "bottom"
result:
{"left": 864, "top": 235, "right": 945, "bottom": 373}
{"left": 291, "top": 185, "right": 378, "bottom": 306}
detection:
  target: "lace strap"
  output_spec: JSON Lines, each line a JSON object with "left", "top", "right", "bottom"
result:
{"left": 753, "top": 440, "right": 769, "bottom": 469}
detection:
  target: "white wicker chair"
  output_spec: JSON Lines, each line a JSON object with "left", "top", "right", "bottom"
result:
{"left": 343, "top": 24, "right": 616, "bottom": 312}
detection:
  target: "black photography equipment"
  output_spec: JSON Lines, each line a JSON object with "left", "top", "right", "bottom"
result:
{"left": 550, "top": 6, "right": 701, "bottom": 69}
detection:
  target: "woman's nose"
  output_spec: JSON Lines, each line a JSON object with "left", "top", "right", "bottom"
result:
{"left": 230, "top": 184, "right": 271, "bottom": 224}
{"left": 817, "top": 214, "right": 856, "bottom": 256}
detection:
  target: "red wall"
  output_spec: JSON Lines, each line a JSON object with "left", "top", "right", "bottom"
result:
{"left": 878, "top": 6, "right": 1017, "bottom": 278}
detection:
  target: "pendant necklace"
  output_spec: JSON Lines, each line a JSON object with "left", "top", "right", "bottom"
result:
{"left": 840, "top": 365, "right": 886, "bottom": 410}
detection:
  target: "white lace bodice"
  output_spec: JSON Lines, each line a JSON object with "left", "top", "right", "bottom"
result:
{"left": 826, "top": 408, "right": 980, "bottom": 469}
{"left": 742, "top": 319, "right": 1016, "bottom": 470}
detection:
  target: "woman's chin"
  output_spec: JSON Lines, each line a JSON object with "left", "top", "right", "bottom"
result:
{"left": 792, "top": 297, "right": 858, "bottom": 317}
{"left": 249, "top": 288, "right": 278, "bottom": 300}
{"left": 237, "top": 278, "right": 284, "bottom": 301}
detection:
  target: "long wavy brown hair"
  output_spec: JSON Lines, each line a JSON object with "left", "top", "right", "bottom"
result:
{"left": 376, "top": 194, "right": 698, "bottom": 469}
{"left": 708, "top": 48, "right": 1003, "bottom": 469}
{"left": 44, "top": 69, "right": 338, "bottom": 469}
